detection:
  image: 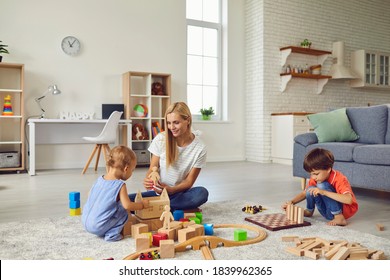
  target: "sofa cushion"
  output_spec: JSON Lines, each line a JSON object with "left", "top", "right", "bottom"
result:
{"left": 353, "top": 145, "right": 390, "bottom": 165}
{"left": 385, "top": 106, "right": 390, "bottom": 144}
{"left": 309, "top": 142, "right": 363, "bottom": 162}
{"left": 307, "top": 108, "right": 359, "bottom": 143}
{"left": 294, "top": 133, "right": 318, "bottom": 147}
{"left": 346, "top": 105, "right": 388, "bottom": 144}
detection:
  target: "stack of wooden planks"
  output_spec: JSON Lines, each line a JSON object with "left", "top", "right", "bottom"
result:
{"left": 282, "top": 236, "right": 386, "bottom": 260}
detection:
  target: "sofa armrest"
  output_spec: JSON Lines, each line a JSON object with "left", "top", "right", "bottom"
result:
{"left": 294, "top": 132, "right": 318, "bottom": 147}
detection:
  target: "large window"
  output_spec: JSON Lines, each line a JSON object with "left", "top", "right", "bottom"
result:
{"left": 186, "top": 0, "right": 222, "bottom": 119}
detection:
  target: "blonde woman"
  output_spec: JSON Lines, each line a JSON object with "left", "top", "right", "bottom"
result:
{"left": 129, "top": 102, "right": 208, "bottom": 211}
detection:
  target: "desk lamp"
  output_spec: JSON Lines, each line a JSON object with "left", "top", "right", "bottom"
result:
{"left": 35, "top": 85, "right": 61, "bottom": 118}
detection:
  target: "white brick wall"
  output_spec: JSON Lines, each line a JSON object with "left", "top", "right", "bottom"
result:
{"left": 245, "top": 0, "right": 390, "bottom": 162}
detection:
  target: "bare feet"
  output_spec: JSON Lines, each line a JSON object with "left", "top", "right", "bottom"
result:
{"left": 304, "top": 209, "right": 313, "bottom": 217}
{"left": 327, "top": 214, "right": 347, "bottom": 226}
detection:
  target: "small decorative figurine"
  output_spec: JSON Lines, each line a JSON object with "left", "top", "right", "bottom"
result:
{"left": 160, "top": 205, "right": 174, "bottom": 230}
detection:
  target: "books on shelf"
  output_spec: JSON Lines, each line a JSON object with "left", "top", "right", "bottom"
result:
{"left": 152, "top": 121, "right": 164, "bottom": 138}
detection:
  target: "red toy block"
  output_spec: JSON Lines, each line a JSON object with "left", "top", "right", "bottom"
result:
{"left": 152, "top": 232, "right": 168, "bottom": 247}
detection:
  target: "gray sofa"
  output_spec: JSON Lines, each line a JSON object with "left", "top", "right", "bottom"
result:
{"left": 293, "top": 104, "right": 390, "bottom": 192}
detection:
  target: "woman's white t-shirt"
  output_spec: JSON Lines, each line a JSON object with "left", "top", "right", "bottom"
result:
{"left": 148, "top": 132, "right": 207, "bottom": 187}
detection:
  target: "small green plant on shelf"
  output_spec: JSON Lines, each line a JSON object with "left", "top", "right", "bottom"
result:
{"left": 200, "top": 107, "right": 214, "bottom": 120}
{"left": 0, "top": 41, "right": 9, "bottom": 62}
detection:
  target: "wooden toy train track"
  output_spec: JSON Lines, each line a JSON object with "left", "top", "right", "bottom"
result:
{"left": 123, "top": 223, "right": 267, "bottom": 260}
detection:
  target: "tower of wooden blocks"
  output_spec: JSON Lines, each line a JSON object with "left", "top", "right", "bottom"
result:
{"left": 69, "top": 191, "right": 81, "bottom": 216}
{"left": 285, "top": 204, "right": 304, "bottom": 224}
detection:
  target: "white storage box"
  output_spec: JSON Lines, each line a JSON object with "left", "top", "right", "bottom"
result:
{"left": 0, "top": 151, "right": 20, "bottom": 168}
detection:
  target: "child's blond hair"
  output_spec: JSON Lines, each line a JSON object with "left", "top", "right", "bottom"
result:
{"left": 107, "top": 145, "right": 136, "bottom": 169}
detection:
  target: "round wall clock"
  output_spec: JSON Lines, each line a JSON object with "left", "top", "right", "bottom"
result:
{"left": 61, "top": 36, "right": 81, "bottom": 56}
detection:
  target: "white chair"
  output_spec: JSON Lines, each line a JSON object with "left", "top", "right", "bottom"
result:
{"left": 81, "top": 111, "right": 123, "bottom": 174}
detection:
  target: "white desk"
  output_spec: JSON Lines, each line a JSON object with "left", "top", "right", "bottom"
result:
{"left": 27, "top": 118, "right": 132, "bottom": 175}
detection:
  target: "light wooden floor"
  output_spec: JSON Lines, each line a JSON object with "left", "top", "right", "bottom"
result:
{"left": 0, "top": 161, "right": 389, "bottom": 239}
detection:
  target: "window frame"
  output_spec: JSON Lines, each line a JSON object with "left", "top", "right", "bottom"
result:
{"left": 186, "top": 1, "right": 223, "bottom": 121}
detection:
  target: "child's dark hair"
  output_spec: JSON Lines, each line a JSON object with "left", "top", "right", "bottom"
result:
{"left": 303, "top": 148, "right": 334, "bottom": 172}
{"left": 107, "top": 145, "right": 136, "bottom": 169}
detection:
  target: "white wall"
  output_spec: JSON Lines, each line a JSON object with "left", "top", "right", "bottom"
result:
{"left": 245, "top": 0, "right": 390, "bottom": 163}
{"left": 1, "top": 0, "right": 246, "bottom": 169}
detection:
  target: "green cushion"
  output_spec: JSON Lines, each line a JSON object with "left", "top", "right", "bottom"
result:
{"left": 307, "top": 108, "right": 359, "bottom": 143}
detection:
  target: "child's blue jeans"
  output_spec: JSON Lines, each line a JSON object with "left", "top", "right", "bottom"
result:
{"left": 306, "top": 181, "right": 342, "bottom": 220}
{"left": 128, "top": 186, "right": 208, "bottom": 211}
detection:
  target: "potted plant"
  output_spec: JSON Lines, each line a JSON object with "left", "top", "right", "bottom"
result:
{"left": 200, "top": 107, "right": 214, "bottom": 120}
{"left": 0, "top": 41, "right": 9, "bottom": 62}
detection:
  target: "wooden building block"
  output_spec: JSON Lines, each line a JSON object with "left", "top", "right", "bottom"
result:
{"left": 304, "top": 240, "right": 323, "bottom": 251}
{"left": 297, "top": 207, "right": 304, "bottom": 224}
{"left": 376, "top": 223, "right": 384, "bottom": 231}
{"left": 285, "top": 247, "right": 304, "bottom": 256}
{"left": 158, "top": 228, "right": 176, "bottom": 240}
{"left": 170, "top": 221, "right": 184, "bottom": 229}
{"left": 297, "top": 240, "right": 316, "bottom": 250}
{"left": 136, "top": 216, "right": 163, "bottom": 231}
{"left": 159, "top": 239, "right": 175, "bottom": 259}
{"left": 136, "top": 233, "right": 150, "bottom": 251}
{"left": 304, "top": 250, "right": 319, "bottom": 260}
{"left": 330, "top": 246, "right": 350, "bottom": 260}
{"left": 122, "top": 214, "right": 138, "bottom": 237}
{"left": 184, "top": 212, "right": 196, "bottom": 219}
{"left": 134, "top": 189, "right": 170, "bottom": 219}
{"left": 293, "top": 206, "right": 298, "bottom": 222}
{"left": 371, "top": 250, "right": 385, "bottom": 260}
{"left": 178, "top": 227, "right": 196, "bottom": 243}
{"left": 324, "top": 242, "right": 347, "bottom": 260}
{"left": 188, "top": 224, "right": 205, "bottom": 236}
{"left": 131, "top": 223, "right": 148, "bottom": 237}
{"left": 182, "top": 220, "right": 196, "bottom": 228}
{"left": 281, "top": 236, "right": 299, "bottom": 242}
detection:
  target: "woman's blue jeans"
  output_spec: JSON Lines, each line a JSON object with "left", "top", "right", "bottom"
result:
{"left": 128, "top": 186, "right": 209, "bottom": 211}
{"left": 306, "top": 181, "right": 342, "bottom": 220}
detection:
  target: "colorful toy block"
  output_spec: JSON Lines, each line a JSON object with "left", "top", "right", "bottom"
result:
{"left": 204, "top": 223, "right": 214, "bottom": 235}
{"left": 195, "top": 212, "right": 203, "bottom": 223}
{"left": 70, "top": 208, "right": 81, "bottom": 216}
{"left": 69, "top": 200, "right": 80, "bottom": 209}
{"left": 173, "top": 210, "right": 184, "bottom": 221}
{"left": 234, "top": 229, "right": 247, "bottom": 241}
{"left": 69, "top": 192, "right": 80, "bottom": 201}
{"left": 188, "top": 217, "right": 201, "bottom": 224}
{"left": 152, "top": 232, "right": 168, "bottom": 247}
{"left": 69, "top": 191, "right": 81, "bottom": 216}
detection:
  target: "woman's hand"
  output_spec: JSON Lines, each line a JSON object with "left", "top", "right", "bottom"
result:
{"left": 153, "top": 181, "right": 174, "bottom": 195}
{"left": 143, "top": 177, "right": 154, "bottom": 191}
